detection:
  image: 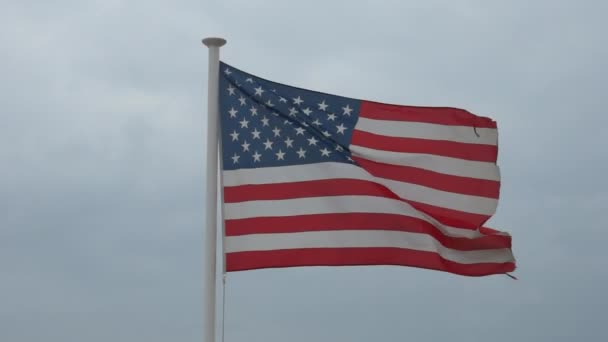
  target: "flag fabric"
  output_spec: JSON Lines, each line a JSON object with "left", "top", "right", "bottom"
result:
{"left": 218, "top": 62, "right": 515, "bottom": 277}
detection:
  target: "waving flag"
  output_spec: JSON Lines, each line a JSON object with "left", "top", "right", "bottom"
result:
{"left": 219, "top": 62, "right": 515, "bottom": 276}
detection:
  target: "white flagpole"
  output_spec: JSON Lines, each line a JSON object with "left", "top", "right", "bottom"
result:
{"left": 201, "top": 36, "right": 226, "bottom": 342}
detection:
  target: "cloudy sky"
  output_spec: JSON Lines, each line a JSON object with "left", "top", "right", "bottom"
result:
{"left": 1, "top": 0, "right": 607, "bottom": 341}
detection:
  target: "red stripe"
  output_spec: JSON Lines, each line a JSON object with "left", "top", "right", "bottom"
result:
{"left": 225, "top": 213, "right": 512, "bottom": 251}
{"left": 224, "top": 178, "right": 397, "bottom": 203}
{"left": 226, "top": 248, "right": 515, "bottom": 276}
{"left": 406, "top": 200, "right": 491, "bottom": 230}
{"left": 354, "top": 157, "right": 500, "bottom": 198}
{"left": 360, "top": 101, "right": 497, "bottom": 128}
{"left": 352, "top": 130, "right": 498, "bottom": 162}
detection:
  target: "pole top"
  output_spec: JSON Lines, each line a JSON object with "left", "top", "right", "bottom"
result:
{"left": 202, "top": 37, "right": 227, "bottom": 47}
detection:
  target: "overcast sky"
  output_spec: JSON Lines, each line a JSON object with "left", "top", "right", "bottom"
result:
{"left": 1, "top": 0, "right": 607, "bottom": 341}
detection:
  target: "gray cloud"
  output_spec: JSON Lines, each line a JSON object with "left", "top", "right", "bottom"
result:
{"left": 1, "top": 0, "right": 606, "bottom": 341}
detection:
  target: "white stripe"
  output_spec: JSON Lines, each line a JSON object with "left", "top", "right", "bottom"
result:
{"left": 350, "top": 145, "right": 500, "bottom": 181}
{"left": 378, "top": 178, "right": 497, "bottom": 215}
{"left": 224, "top": 162, "right": 497, "bottom": 216}
{"left": 223, "top": 162, "right": 358, "bottom": 187}
{"left": 225, "top": 231, "right": 514, "bottom": 264}
{"left": 355, "top": 117, "right": 498, "bottom": 145}
{"left": 225, "top": 195, "right": 486, "bottom": 239}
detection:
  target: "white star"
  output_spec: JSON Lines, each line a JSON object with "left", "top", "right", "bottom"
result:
{"left": 272, "top": 127, "right": 281, "bottom": 137}
{"left": 302, "top": 107, "right": 313, "bottom": 116}
{"left": 323, "top": 130, "right": 331, "bottom": 137}
{"left": 241, "top": 140, "right": 250, "bottom": 152}
{"left": 239, "top": 118, "right": 249, "bottom": 128}
{"left": 238, "top": 96, "right": 247, "bottom": 106}
{"left": 246, "top": 77, "right": 253, "bottom": 83}
{"left": 307, "top": 136, "right": 319, "bottom": 146}
{"left": 293, "top": 96, "right": 304, "bottom": 105}
{"left": 228, "top": 107, "right": 238, "bottom": 118}
{"left": 224, "top": 68, "right": 232, "bottom": 75}
{"left": 263, "top": 138, "right": 274, "bottom": 150}
{"left": 312, "top": 119, "right": 322, "bottom": 126}
{"left": 229, "top": 130, "right": 239, "bottom": 141}
{"left": 252, "top": 151, "right": 262, "bottom": 162}
{"left": 342, "top": 104, "right": 353, "bottom": 116}
{"left": 227, "top": 84, "right": 236, "bottom": 96}
{"left": 288, "top": 107, "right": 298, "bottom": 117}
{"left": 284, "top": 137, "right": 294, "bottom": 148}
{"left": 270, "top": 111, "right": 279, "bottom": 117}
{"left": 284, "top": 120, "right": 293, "bottom": 125}
{"left": 347, "top": 156, "right": 353, "bottom": 162}
{"left": 336, "top": 123, "right": 347, "bottom": 134}
{"left": 254, "top": 86, "right": 265, "bottom": 96}
{"left": 318, "top": 100, "right": 328, "bottom": 111}
{"left": 265, "top": 100, "right": 274, "bottom": 107}
{"left": 335, "top": 145, "right": 344, "bottom": 152}
{"left": 302, "top": 122, "right": 309, "bottom": 127}
{"left": 296, "top": 148, "right": 307, "bottom": 159}
{"left": 231, "top": 153, "right": 240, "bottom": 164}
{"left": 275, "top": 149, "right": 286, "bottom": 160}
{"left": 327, "top": 113, "right": 337, "bottom": 121}
{"left": 249, "top": 106, "right": 258, "bottom": 116}
{"left": 295, "top": 127, "right": 305, "bottom": 135}
{"left": 320, "top": 147, "right": 331, "bottom": 157}
{"left": 279, "top": 97, "right": 287, "bottom": 103}
{"left": 251, "top": 128, "right": 261, "bottom": 139}
{"left": 261, "top": 116, "right": 270, "bottom": 127}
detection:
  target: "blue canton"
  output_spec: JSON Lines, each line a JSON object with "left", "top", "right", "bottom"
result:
{"left": 219, "top": 62, "right": 361, "bottom": 170}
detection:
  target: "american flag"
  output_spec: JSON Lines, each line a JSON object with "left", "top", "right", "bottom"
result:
{"left": 219, "top": 62, "right": 515, "bottom": 276}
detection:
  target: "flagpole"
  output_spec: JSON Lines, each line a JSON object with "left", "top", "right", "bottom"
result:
{"left": 202, "top": 36, "right": 226, "bottom": 342}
